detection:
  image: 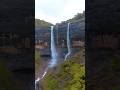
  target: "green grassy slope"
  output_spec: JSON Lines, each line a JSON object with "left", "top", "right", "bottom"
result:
{"left": 35, "top": 19, "right": 53, "bottom": 28}
{"left": 35, "top": 51, "right": 41, "bottom": 78}
{"left": 42, "top": 48, "right": 85, "bottom": 90}
{"left": 60, "top": 11, "right": 85, "bottom": 24}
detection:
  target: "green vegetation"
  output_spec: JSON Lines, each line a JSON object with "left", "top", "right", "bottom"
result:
{"left": 35, "top": 19, "right": 53, "bottom": 28}
{"left": 42, "top": 49, "right": 85, "bottom": 90}
{"left": 61, "top": 11, "right": 85, "bottom": 24}
{"left": 35, "top": 11, "right": 85, "bottom": 28}
{"left": 67, "top": 11, "right": 85, "bottom": 23}
{"left": 35, "top": 51, "right": 41, "bottom": 78}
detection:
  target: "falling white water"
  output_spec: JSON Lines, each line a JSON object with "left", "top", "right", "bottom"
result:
{"left": 35, "top": 78, "right": 39, "bottom": 90}
{"left": 35, "top": 26, "right": 58, "bottom": 90}
{"left": 49, "top": 26, "right": 58, "bottom": 67}
{"left": 35, "top": 68, "right": 48, "bottom": 90}
{"left": 65, "top": 23, "right": 71, "bottom": 60}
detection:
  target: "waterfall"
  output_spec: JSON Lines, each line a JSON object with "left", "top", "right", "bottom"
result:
{"left": 35, "top": 26, "right": 58, "bottom": 90}
{"left": 35, "top": 68, "right": 48, "bottom": 90}
{"left": 65, "top": 23, "right": 71, "bottom": 60}
{"left": 35, "top": 78, "right": 40, "bottom": 90}
{"left": 49, "top": 26, "right": 58, "bottom": 67}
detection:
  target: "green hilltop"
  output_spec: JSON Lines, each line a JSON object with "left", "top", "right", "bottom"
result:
{"left": 35, "top": 19, "right": 53, "bottom": 28}
{"left": 35, "top": 11, "right": 85, "bottom": 27}
{"left": 60, "top": 11, "right": 85, "bottom": 24}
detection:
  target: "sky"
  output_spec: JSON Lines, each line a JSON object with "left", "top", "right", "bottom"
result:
{"left": 35, "top": 0, "right": 85, "bottom": 24}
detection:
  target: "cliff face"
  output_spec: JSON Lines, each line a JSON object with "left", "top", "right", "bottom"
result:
{"left": 35, "top": 12, "right": 85, "bottom": 49}
{"left": 35, "top": 18, "right": 85, "bottom": 48}
{"left": 57, "top": 18, "right": 85, "bottom": 41}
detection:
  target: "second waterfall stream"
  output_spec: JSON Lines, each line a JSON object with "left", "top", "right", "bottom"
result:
{"left": 65, "top": 23, "right": 71, "bottom": 60}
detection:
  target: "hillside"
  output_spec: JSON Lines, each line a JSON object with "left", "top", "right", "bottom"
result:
{"left": 60, "top": 11, "right": 85, "bottom": 24}
{"left": 35, "top": 19, "right": 53, "bottom": 28}
{"left": 35, "top": 51, "right": 41, "bottom": 78}
{"left": 67, "top": 11, "right": 85, "bottom": 23}
{"left": 35, "top": 11, "right": 85, "bottom": 28}
{"left": 42, "top": 48, "right": 85, "bottom": 90}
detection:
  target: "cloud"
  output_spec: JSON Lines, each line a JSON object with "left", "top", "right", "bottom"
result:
{"left": 35, "top": 0, "right": 85, "bottom": 24}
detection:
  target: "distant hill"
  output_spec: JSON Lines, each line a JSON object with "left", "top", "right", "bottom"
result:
{"left": 35, "top": 19, "right": 53, "bottom": 28}
{"left": 67, "top": 11, "right": 85, "bottom": 22}
{"left": 60, "top": 11, "right": 85, "bottom": 24}
{"left": 35, "top": 11, "right": 85, "bottom": 28}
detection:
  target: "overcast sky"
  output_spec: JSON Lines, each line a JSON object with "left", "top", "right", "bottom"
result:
{"left": 35, "top": 0, "right": 85, "bottom": 24}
